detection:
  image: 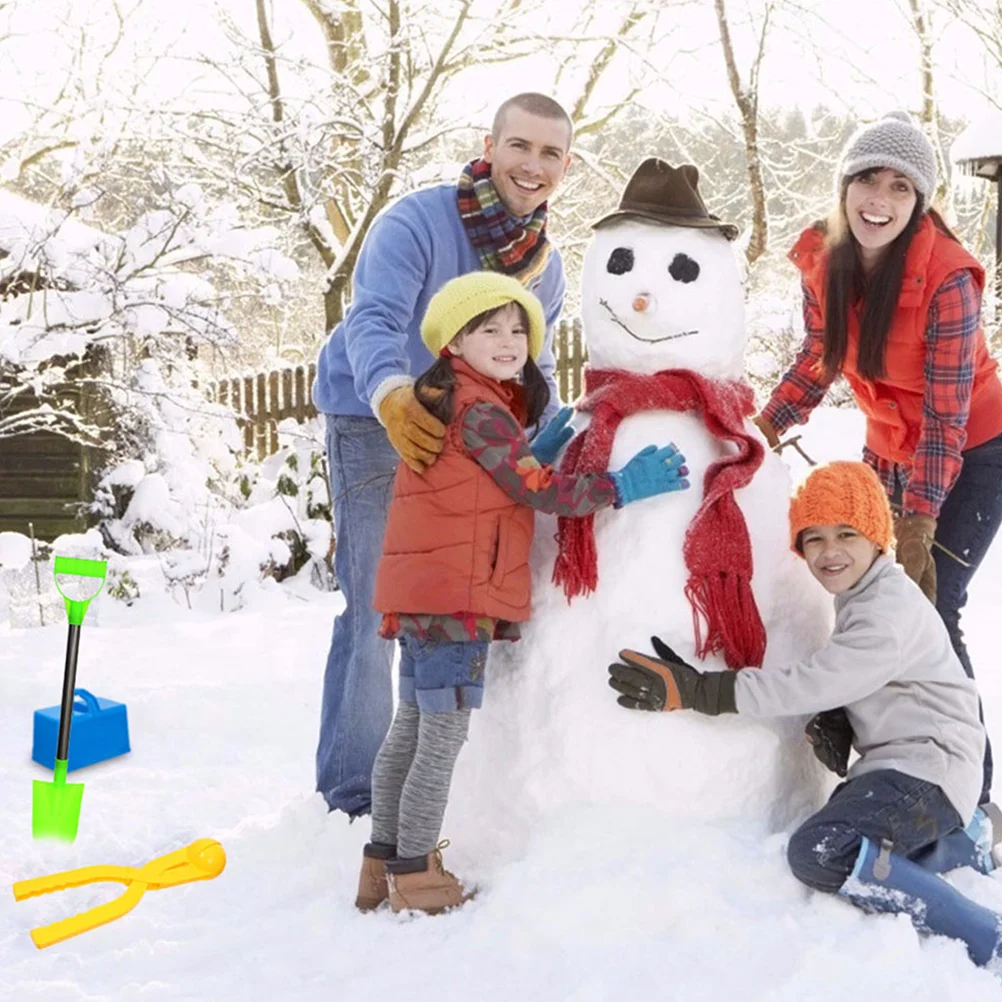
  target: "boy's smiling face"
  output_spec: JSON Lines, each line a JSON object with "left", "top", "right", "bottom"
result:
{"left": 800, "top": 523, "right": 881, "bottom": 595}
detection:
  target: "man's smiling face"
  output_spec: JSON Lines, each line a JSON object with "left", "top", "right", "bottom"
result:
{"left": 483, "top": 107, "right": 571, "bottom": 217}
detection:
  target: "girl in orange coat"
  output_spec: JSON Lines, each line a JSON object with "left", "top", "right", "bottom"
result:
{"left": 754, "top": 112, "right": 1002, "bottom": 805}
{"left": 356, "top": 271, "right": 691, "bottom": 916}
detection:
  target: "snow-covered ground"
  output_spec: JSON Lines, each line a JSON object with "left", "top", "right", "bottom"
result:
{"left": 3, "top": 406, "right": 1002, "bottom": 1002}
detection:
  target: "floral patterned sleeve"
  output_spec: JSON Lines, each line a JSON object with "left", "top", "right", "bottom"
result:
{"left": 460, "top": 402, "right": 617, "bottom": 516}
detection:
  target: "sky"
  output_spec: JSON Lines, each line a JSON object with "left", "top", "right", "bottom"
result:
{"left": 1, "top": 0, "right": 1001, "bottom": 161}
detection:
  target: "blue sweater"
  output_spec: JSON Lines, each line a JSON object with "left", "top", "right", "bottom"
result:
{"left": 312, "top": 183, "right": 565, "bottom": 422}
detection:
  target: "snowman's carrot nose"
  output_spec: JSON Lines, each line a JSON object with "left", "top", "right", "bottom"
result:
{"left": 632, "top": 293, "right": 650, "bottom": 312}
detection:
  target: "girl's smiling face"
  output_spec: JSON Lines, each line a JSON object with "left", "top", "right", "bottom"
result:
{"left": 448, "top": 301, "right": 529, "bottom": 382}
{"left": 800, "top": 523, "right": 881, "bottom": 594}
{"left": 844, "top": 168, "right": 919, "bottom": 270}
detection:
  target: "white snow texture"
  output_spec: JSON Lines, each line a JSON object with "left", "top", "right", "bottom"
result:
{"left": 4, "top": 205, "right": 1002, "bottom": 1002}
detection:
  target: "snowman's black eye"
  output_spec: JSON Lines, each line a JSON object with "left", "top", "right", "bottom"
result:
{"left": 606, "top": 247, "right": 634, "bottom": 275}
{"left": 669, "top": 253, "right": 700, "bottom": 283}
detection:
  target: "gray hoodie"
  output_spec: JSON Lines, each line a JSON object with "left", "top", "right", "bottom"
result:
{"left": 735, "top": 554, "right": 984, "bottom": 823}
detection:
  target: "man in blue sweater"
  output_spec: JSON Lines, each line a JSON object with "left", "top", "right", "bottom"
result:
{"left": 313, "top": 93, "right": 572, "bottom": 815}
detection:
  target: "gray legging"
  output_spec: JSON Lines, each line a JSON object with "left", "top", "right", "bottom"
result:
{"left": 370, "top": 701, "right": 471, "bottom": 859}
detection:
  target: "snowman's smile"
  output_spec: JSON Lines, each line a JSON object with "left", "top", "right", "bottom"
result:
{"left": 599, "top": 299, "right": 696, "bottom": 343}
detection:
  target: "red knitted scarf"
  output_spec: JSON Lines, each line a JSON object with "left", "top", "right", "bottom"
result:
{"left": 552, "top": 367, "right": 767, "bottom": 669}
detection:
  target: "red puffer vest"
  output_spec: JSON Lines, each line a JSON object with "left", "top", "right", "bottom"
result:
{"left": 373, "top": 359, "right": 535, "bottom": 622}
{"left": 790, "top": 214, "right": 1002, "bottom": 464}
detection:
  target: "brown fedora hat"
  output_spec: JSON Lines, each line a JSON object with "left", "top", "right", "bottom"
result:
{"left": 593, "top": 159, "right": 739, "bottom": 241}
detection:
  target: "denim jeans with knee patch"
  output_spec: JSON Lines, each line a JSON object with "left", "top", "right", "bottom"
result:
{"left": 398, "top": 634, "right": 489, "bottom": 712}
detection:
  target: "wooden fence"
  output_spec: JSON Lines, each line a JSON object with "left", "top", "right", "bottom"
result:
{"left": 208, "top": 318, "right": 587, "bottom": 460}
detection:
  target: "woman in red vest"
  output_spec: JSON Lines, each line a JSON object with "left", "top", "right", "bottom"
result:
{"left": 754, "top": 112, "right": 1002, "bottom": 807}
{"left": 355, "top": 271, "right": 691, "bottom": 916}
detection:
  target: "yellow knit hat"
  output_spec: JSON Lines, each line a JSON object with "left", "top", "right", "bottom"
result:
{"left": 421, "top": 272, "right": 546, "bottom": 360}
{"left": 788, "top": 461, "right": 893, "bottom": 554}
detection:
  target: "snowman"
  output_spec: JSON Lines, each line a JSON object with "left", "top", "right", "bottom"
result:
{"left": 449, "top": 160, "right": 833, "bottom": 857}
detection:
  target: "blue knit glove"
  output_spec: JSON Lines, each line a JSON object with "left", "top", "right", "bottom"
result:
{"left": 530, "top": 406, "right": 575, "bottom": 466}
{"left": 608, "top": 444, "right": 689, "bottom": 508}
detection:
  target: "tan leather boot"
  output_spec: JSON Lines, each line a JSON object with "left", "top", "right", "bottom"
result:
{"left": 355, "top": 842, "right": 396, "bottom": 911}
{"left": 386, "top": 841, "right": 474, "bottom": 915}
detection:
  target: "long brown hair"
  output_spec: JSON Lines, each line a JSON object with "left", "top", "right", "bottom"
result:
{"left": 413, "top": 302, "right": 550, "bottom": 428}
{"left": 820, "top": 171, "right": 960, "bottom": 381}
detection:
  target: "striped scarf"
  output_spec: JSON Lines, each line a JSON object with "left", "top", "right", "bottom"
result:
{"left": 457, "top": 158, "right": 551, "bottom": 287}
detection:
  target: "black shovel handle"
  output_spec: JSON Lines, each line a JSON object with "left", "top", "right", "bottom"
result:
{"left": 56, "top": 624, "right": 82, "bottom": 762}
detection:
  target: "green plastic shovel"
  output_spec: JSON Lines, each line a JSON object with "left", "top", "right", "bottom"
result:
{"left": 32, "top": 556, "right": 107, "bottom": 842}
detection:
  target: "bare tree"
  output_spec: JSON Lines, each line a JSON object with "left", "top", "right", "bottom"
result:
{"left": 940, "top": 0, "right": 1002, "bottom": 112}
{"left": 903, "top": 0, "right": 955, "bottom": 217}
{"left": 172, "top": 0, "right": 670, "bottom": 338}
{"left": 713, "top": 0, "right": 773, "bottom": 265}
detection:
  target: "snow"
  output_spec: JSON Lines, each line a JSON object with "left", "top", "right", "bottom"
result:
{"left": 952, "top": 112, "right": 1002, "bottom": 170}
{"left": 0, "top": 532, "right": 33, "bottom": 571}
{"left": 3, "top": 409, "right": 1002, "bottom": 1000}
{"left": 0, "top": 189, "right": 297, "bottom": 367}
{"left": 4, "top": 428, "right": 1002, "bottom": 1000}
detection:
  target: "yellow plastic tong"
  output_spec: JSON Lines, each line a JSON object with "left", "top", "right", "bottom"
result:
{"left": 13, "top": 838, "right": 226, "bottom": 948}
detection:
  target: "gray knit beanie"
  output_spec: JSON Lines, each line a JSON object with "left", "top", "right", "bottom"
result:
{"left": 838, "top": 111, "right": 937, "bottom": 209}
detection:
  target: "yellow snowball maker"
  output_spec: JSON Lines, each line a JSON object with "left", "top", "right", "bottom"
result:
{"left": 12, "top": 838, "right": 225, "bottom": 949}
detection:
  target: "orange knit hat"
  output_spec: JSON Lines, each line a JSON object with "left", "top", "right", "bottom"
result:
{"left": 788, "top": 461, "right": 893, "bottom": 554}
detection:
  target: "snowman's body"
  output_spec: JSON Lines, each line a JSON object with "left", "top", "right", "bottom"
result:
{"left": 450, "top": 218, "right": 833, "bottom": 856}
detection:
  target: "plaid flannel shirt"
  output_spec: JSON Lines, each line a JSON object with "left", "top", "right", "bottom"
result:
{"left": 762, "top": 270, "right": 982, "bottom": 519}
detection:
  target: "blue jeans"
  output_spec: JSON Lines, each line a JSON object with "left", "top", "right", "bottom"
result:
{"left": 316, "top": 414, "right": 400, "bottom": 816}
{"left": 787, "top": 769, "right": 963, "bottom": 893}
{"left": 398, "top": 634, "right": 489, "bottom": 712}
{"left": 890, "top": 431, "right": 1002, "bottom": 803}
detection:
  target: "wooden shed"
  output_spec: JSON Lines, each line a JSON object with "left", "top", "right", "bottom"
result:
{"left": 0, "top": 192, "right": 110, "bottom": 541}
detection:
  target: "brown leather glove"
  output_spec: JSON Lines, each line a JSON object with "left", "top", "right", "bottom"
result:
{"left": 894, "top": 513, "right": 937, "bottom": 603}
{"left": 377, "top": 384, "right": 446, "bottom": 474}
{"left": 752, "top": 414, "right": 780, "bottom": 449}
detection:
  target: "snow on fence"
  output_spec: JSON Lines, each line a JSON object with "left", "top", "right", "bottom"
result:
{"left": 209, "top": 317, "right": 588, "bottom": 460}
{"left": 206, "top": 363, "right": 318, "bottom": 460}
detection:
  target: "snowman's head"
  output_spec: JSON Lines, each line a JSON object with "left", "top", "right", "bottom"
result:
{"left": 581, "top": 218, "right": 747, "bottom": 378}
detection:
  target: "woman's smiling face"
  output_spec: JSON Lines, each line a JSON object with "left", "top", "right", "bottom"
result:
{"left": 844, "top": 168, "right": 919, "bottom": 269}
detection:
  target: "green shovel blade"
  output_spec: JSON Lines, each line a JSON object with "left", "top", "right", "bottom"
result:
{"left": 32, "top": 759, "right": 83, "bottom": 842}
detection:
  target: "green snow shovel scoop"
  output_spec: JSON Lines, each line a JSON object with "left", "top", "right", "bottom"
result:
{"left": 32, "top": 556, "right": 107, "bottom": 841}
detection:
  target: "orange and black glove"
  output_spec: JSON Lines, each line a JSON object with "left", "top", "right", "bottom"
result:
{"left": 608, "top": 636, "right": 737, "bottom": 715}
{"left": 377, "top": 384, "right": 446, "bottom": 474}
{"left": 894, "top": 513, "right": 937, "bottom": 603}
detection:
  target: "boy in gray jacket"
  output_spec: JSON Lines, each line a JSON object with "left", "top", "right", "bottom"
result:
{"left": 608, "top": 461, "right": 1002, "bottom": 969}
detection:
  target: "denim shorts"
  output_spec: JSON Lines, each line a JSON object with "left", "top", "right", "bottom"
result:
{"left": 398, "top": 634, "right": 489, "bottom": 712}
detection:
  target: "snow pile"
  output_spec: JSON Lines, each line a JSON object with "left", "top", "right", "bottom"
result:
{"left": 0, "top": 415, "right": 335, "bottom": 621}
{"left": 3, "top": 407, "right": 1002, "bottom": 1001}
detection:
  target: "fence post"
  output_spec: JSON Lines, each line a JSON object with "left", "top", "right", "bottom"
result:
{"left": 265, "top": 371, "right": 278, "bottom": 456}
{"left": 256, "top": 372, "right": 267, "bottom": 460}
{"left": 556, "top": 319, "right": 569, "bottom": 404}
{"left": 243, "top": 375, "right": 255, "bottom": 455}
{"left": 282, "top": 368, "right": 294, "bottom": 425}
{"left": 571, "top": 318, "right": 585, "bottom": 401}
{"left": 293, "top": 366, "right": 306, "bottom": 422}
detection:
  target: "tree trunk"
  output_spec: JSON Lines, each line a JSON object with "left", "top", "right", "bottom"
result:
{"left": 714, "top": 0, "right": 769, "bottom": 265}
{"left": 908, "top": 0, "right": 954, "bottom": 216}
